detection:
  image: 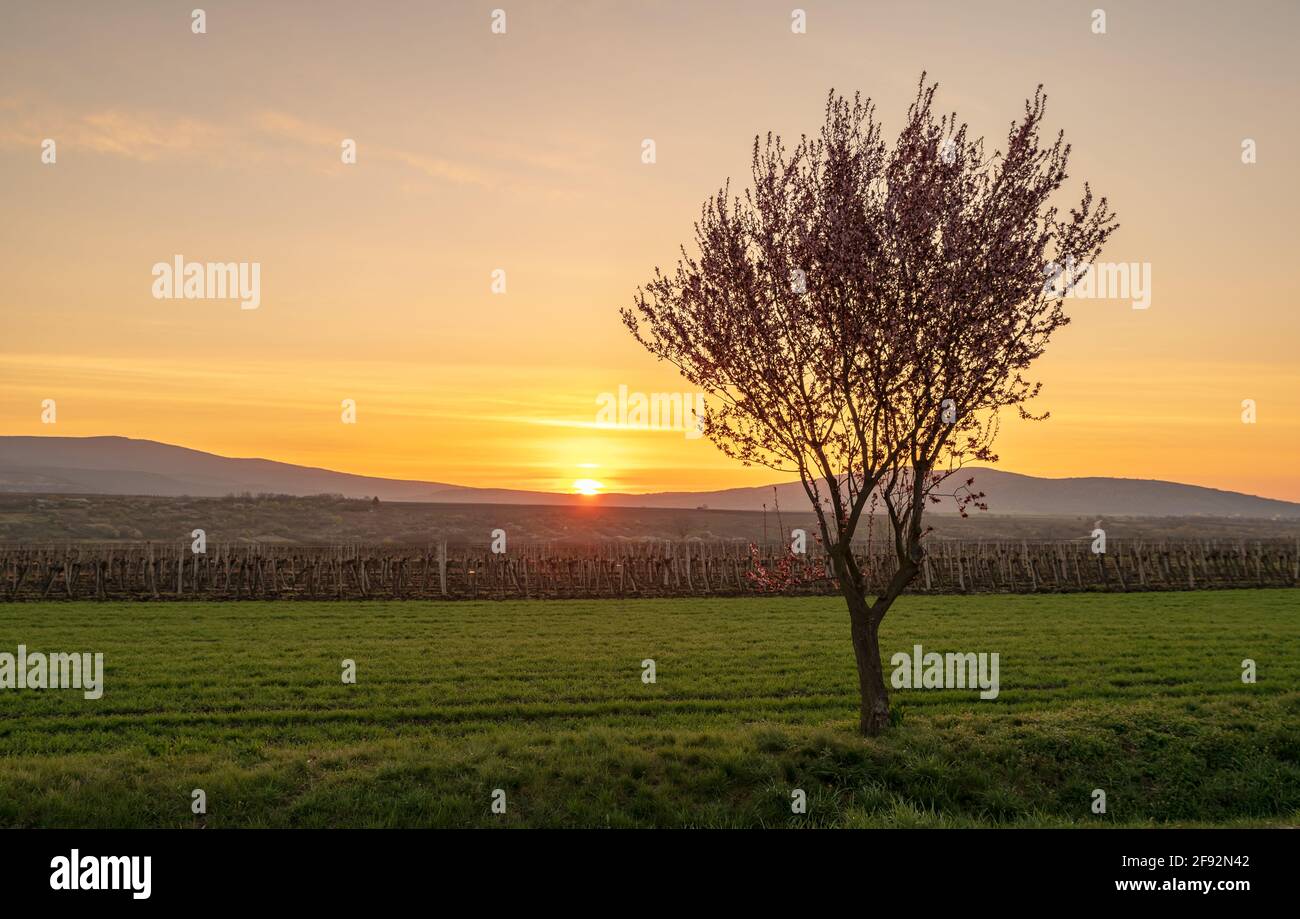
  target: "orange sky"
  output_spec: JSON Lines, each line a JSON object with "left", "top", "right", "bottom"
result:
{"left": 2, "top": 1, "right": 1298, "bottom": 500}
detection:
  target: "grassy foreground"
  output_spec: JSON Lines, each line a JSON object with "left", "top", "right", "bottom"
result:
{"left": 0, "top": 591, "right": 1297, "bottom": 828}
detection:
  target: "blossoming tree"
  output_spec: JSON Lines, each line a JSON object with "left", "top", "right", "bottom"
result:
{"left": 622, "top": 77, "right": 1117, "bottom": 734}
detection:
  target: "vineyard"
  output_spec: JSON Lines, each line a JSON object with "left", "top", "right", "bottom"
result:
{"left": 3, "top": 538, "right": 1298, "bottom": 601}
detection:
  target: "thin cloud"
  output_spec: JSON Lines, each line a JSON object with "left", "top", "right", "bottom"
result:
{"left": 254, "top": 109, "right": 494, "bottom": 186}
{"left": 0, "top": 101, "right": 223, "bottom": 161}
{"left": 0, "top": 98, "right": 497, "bottom": 187}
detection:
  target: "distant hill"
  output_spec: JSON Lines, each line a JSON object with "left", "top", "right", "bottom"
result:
{"left": 0, "top": 435, "right": 464, "bottom": 502}
{"left": 2, "top": 435, "right": 1298, "bottom": 519}
{"left": 669, "top": 471, "right": 1300, "bottom": 518}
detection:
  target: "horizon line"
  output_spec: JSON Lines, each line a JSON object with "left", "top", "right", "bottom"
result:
{"left": 2, "top": 432, "right": 1297, "bottom": 507}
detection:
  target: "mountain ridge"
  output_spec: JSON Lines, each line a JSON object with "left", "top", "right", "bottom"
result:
{"left": 2, "top": 435, "right": 1297, "bottom": 518}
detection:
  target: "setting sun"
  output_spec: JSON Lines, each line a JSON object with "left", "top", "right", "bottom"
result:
{"left": 573, "top": 478, "right": 604, "bottom": 496}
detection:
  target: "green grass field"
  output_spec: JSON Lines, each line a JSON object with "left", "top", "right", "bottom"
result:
{"left": 1, "top": 591, "right": 1296, "bottom": 827}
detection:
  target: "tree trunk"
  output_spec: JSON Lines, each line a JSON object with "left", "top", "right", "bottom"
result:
{"left": 844, "top": 582, "right": 891, "bottom": 735}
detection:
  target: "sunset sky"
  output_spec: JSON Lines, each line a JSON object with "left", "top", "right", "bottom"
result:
{"left": 2, "top": 1, "right": 1298, "bottom": 500}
